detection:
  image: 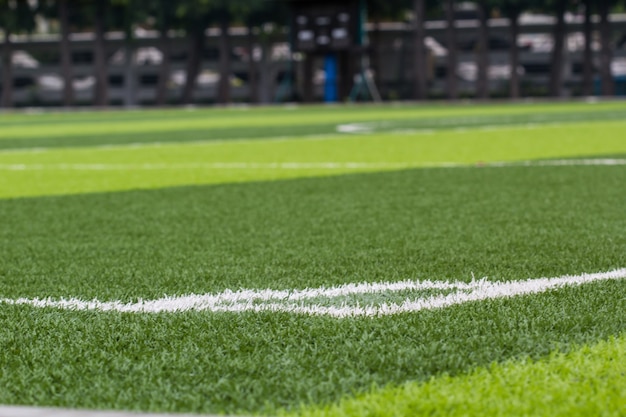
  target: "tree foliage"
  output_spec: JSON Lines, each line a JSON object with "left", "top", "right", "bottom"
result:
{"left": 2, "top": 0, "right": 626, "bottom": 105}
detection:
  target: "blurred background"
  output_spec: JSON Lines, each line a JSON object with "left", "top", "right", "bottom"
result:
{"left": 0, "top": 0, "right": 625, "bottom": 108}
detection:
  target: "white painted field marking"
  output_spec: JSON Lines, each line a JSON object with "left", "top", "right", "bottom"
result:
{"left": 0, "top": 162, "right": 422, "bottom": 171}
{"left": 0, "top": 405, "right": 229, "bottom": 417}
{"left": 335, "top": 117, "right": 626, "bottom": 135}
{"left": 0, "top": 159, "right": 625, "bottom": 171}
{"left": 336, "top": 122, "right": 376, "bottom": 134}
{"left": 499, "top": 158, "right": 626, "bottom": 167}
{"left": 1, "top": 269, "right": 625, "bottom": 318}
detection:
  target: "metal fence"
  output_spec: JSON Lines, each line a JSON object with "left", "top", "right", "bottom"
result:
{"left": 1, "top": 14, "right": 626, "bottom": 106}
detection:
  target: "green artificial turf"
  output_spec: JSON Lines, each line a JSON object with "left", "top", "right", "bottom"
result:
{"left": 288, "top": 334, "right": 626, "bottom": 417}
{"left": 0, "top": 166, "right": 625, "bottom": 414}
{"left": 0, "top": 101, "right": 625, "bottom": 150}
{"left": 0, "top": 284, "right": 624, "bottom": 415}
{"left": 1, "top": 102, "right": 625, "bottom": 415}
{"left": 1, "top": 120, "right": 626, "bottom": 198}
{"left": 1, "top": 166, "right": 625, "bottom": 300}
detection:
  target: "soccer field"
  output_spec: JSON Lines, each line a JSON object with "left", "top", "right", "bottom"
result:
{"left": 1, "top": 101, "right": 625, "bottom": 416}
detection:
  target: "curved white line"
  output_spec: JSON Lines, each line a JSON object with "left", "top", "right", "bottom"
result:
{"left": 1, "top": 269, "right": 625, "bottom": 318}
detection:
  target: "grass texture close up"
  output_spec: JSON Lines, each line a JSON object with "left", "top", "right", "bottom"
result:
{"left": 0, "top": 101, "right": 625, "bottom": 416}
{"left": 291, "top": 334, "right": 626, "bottom": 417}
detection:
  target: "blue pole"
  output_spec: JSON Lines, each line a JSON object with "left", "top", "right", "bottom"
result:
{"left": 324, "top": 53, "right": 338, "bottom": 102}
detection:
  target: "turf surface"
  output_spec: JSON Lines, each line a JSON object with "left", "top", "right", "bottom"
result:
{"left": 0, "top": 102, "right": 625, "bottom": 415}
{"left": 1, "top": 283, "right": 624, "bottom": 414}
{"left": 2, "top": 166, "right": 626, "bottom": 301}
{"left": 1, "top": 101, "right": 625, "bottom": 150}
{"left": 2, "top": 120, "right": 626, "bottom": 198}
{"left": 290, "top": 334, "right": 626, "bottom": 417}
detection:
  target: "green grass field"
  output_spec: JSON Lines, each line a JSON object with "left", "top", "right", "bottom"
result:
{"left": 1, "top": 101, "right": 625, "bottom": 416}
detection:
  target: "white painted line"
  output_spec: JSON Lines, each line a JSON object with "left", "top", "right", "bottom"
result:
{"left": 0, "top": 279, "right": 479, "bottom": 314}
{"left": 0, "top": 162, "right": 421, "bottom": 171}
{"left": 0, "top": 405, "right": 234, "bottom": 417}
{"left": 335, "top": 118, "right": 626, "bottom": 135}
{"left": 336, "top": 123, "right": 375, "bottom": 134}
{"left": 0, "top": 159, "right": 625, "bottom": 171}
{"left": 1, "top": 269, "right": 624, "bottom": 318}
{"left": 507, "top": 158, "right": 626, "bottom": 167}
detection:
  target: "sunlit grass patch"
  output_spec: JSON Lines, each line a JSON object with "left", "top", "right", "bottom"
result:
{"left": 289, "top": 334, "right": 626, "bottom": 417}
{"left": 1, "top": 119, "right": 626, "bottom": 198}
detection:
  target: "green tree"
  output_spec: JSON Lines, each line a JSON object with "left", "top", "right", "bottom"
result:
{"left": 598, "top": 0, "right": 617, "bottom": 96}
{"left": 242, "top": 0, "right": 286, "bottom": 103}
{"left": 93, "top": 0, "right": 109, "bottom": 106}
{"left": 215, "top": 0, "right": 235, "bottom": 105}
{"left": 475, "top": 0, "right": 491, "bottom": 99}
{"left": 38, "top": 0, "right": 92, "bottom": 106}
{"left": 581, "top": 0, "right": 593, "bottom": 96}
{"left": 0, "top": 0, "right": 36, "bottom": 107}
{"left": 145, "top": 0, "right": 179, "bottom": 105}
{"left": 214, "top": 0, "right": 277, "bottom": 104}
{"left": 444, "top": 0, "right": 458, "bottom": 100}
{"left": 548, "top": 0, "right": 569, "bottom": 97}
{"left": 368, "top": 0, "right": 409, "bottom": 98}
{"left": 177, "top": 0, "right": 214, "bottom": 104}
{"left": 413, "top": 0, "right": 427, "bottom": 99}
{"left": 110, "top": 0, "right": 153, "bottom": 106}
{"left": 59, "top": 0, "right": 74, "bottom": 106}
{"left": 498, "top": 0, "right": 532, "bottom": 99}
{"left": 176, "top": 0, "right": 282, "bottom": 105}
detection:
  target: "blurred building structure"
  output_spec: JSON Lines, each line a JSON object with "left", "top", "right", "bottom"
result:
{"left": 1, "top": 12, "right": 626, "bottom": 106}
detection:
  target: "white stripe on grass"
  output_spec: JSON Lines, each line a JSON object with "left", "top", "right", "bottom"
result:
{"left": 0, "top": 405, "right": 226, "bottom": 417}
{"left": 336, "top": 118, "right": 626, "bottom": 135}
{"left": 1, "top": 269, "right": 625, "bottom": 318}
{"left": 0, "top": 162, "right": 428, "bottom": 171}
{"left": 0, "top": 159, "right": 625, "bottom": 171}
